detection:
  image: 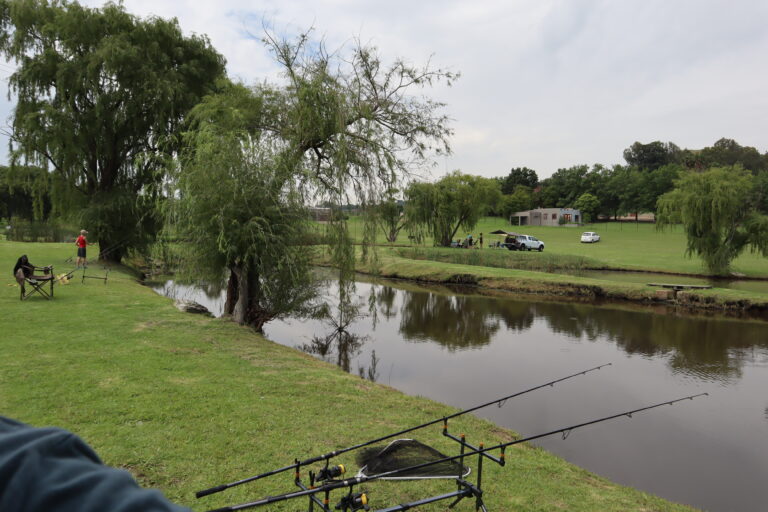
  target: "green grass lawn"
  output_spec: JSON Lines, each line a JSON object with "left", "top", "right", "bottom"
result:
{"left": 0, "top": 240, "right": 696, "bottom": 511}
{"left": 341, "top": 216, "right": 768, "bottom": 277}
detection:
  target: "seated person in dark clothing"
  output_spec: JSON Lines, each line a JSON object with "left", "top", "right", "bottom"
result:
{"left": 13, "top": 255, "right": 35, "bottom": 279}
{"left": 0, "top": 416, "right": 190, "bottom": 512}
{"left": 13, "top": 255, "right": 40, "bottom": 288}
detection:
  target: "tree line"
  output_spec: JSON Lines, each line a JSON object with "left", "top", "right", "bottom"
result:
{"left": 373, "top": 138, "right": 768, "bottom": 275}
{"left": 495, "top": 138, "right": 768, "bottom": 223}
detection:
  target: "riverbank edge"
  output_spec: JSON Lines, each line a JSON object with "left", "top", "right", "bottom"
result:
{"left": 330, "top": 249, "right": 768, "bottom": 316}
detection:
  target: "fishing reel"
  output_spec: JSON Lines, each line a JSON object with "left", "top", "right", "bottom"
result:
{"left": 317, "top": 464, "right": 346, "bottom": 482}
{"left": 335, "top": 491, "right": 369, "bottom": 511}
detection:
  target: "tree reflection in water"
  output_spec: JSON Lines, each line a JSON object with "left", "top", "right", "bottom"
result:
{"left": 398, "top": 290, "right": 514, "bottom": 350}
{"left": 299, "top": 278, "right": 379, "bottom": 381}
{"left": 300, "top": 327, "right": 367, "bottom": 374}
{"left": 379, "top": 279, "right": 768, "bottom": 381}
{"left": 531, "top": 301, "right": 768, "bottom": 382}
{"left": 375, "top": 285, "right": 398, "bottom": 322}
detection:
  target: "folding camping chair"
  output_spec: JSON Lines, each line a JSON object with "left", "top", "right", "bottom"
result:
{"left": 14, "top": 260, "right": 55, "bottom": 300}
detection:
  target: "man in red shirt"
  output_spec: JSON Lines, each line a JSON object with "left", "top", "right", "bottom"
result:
{"left": 75, "top": 230, "right": 89, "bottom": 269}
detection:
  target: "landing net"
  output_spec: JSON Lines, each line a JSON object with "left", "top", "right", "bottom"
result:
{"left": 355, "top": 439, "right": 471, "bottom": 480}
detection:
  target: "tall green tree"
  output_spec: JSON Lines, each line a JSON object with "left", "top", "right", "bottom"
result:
{"left": 0, "top": 0, "right": 226, "bottom": 261}
{"left": 538, "top": 164, "right": 602, "bottom": 208}
{"left": 0, "top": 165, "right": 50, "bottom": 220}
{"left": 175, "top": 32, "right": 455, "bottom": 329}
{"left": 695, "top": 138, "right": 767, "bottom": 173}
{"left": 573, "top": 192, "right": 600, "bottom": 223}
{"left": 657, "top": 166, "right": 768, "bottom": 275}
{"left": 638, "top": 163, "right": 683, "bottom": 213}
{"left": 498, "top": 167, "right": 538, "bottom": 194}
{"left": 593, "top": 165, "right": 622, "bottom": 219}
{"left": 406, "top": 172, "right": 501, "bottom": 246}
{"left": 175, "top": 83, "right": 318, "bottom": 331}
{"left": 374, "top": 190, "right": 408, "bottom": 243}
{"left": 623, "top": 141, "right": 681, "bottom": 171}
{"left": 755, "top": 170, "right": 768, "bottom": 214}
{"left": 609, "top": 166, "right": 644, "bottom": 219}
{"left": 502, "top": 185, "right": 533, "bottom": 223}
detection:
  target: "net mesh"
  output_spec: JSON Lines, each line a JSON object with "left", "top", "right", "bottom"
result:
{"left": 355, "top": 439, "right": 470, "bottom": 479}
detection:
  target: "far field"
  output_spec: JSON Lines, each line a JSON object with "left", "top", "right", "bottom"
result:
{"left": 339, "top": 217, "right": 768, "bottom": 278}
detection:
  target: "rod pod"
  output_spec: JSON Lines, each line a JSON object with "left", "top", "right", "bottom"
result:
{"left": 205, "top": 392, "right": 708, "bottom": 512}
{"left": 196, "top": 363, "right": 612, "bottom": 498}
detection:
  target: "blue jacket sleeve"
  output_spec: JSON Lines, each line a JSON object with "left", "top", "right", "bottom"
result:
{"left": 0, "top": 416, "right": 191, "bottom": 512}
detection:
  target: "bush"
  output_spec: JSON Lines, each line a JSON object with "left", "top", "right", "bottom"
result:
{"left": 395, "top": 246, "right": 600, "bottom": 273}
{"left": 6, "top": 217, "right": 73, "bottom": 242}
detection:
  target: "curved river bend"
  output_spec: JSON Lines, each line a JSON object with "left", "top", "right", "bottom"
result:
{"left": 151, "top": 275, "right": 768, "bottom": 512}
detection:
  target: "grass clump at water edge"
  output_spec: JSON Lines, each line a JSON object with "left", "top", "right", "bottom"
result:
{"left": 395, "top": 246, "right": 607, "bottom": 274}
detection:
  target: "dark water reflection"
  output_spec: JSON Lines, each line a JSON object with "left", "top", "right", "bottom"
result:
{"left": 375, "top": 281, "right": 767, "bottom": 384}
{"left": 151, "top": 275, "right": 768, "bottom": 511}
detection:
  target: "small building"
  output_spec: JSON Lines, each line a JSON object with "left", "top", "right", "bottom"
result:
{"left": 512, "top": 208, "right": 581, "bottom": 227}
{"left": 309, "top": 207, "right": 332, "bottom": 221}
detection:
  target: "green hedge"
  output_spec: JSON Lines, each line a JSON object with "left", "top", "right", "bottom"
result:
{"left": 6, "top": 217, "right": 75, "bottom": 243}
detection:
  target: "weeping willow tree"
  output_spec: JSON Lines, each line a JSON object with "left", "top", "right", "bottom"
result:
{"left": 0, "top": 0, "right": 226, "bottom": 261}
{"left": 405, "top": 171, "right": 502, "bottom": 247}
{"left": 173, "top": 31, "right": 456, "bottom": 330}
{"left": 174, "top": 83, "right": 319, "bottom": 330}
{"left": 657, "top": 166, "right": 768, "bottom": 275}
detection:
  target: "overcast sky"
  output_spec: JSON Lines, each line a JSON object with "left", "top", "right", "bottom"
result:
{"left": 1, "top": 0, "right": 766, "bottom": 180}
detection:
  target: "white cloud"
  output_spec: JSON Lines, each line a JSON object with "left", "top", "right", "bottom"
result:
{"left": 1, "top": 0, "right": 766, "bottom": 179}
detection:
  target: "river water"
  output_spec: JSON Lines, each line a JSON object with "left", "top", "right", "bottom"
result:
{"left": 150, "top": 275, "right": 768, "bottom": 512}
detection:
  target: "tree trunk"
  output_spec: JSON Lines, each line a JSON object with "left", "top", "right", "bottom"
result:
{"left": 232, "top": 265, "right": 248, "bottom": 325}
{"left": 446, "top": 217, "right": 467, "bottom": 247}
{"left": 223, "top": 268, "right": 238, "bottom": 316}
{"left": 98, "top": 234, "right": 125, "bottom": 263}
{"left": 229, "top": 264, "right": 274, "bottom": 332}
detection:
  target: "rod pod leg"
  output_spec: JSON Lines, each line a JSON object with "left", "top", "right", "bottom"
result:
{"left": 475, "top": 444, "right": 484, "bottom": 512}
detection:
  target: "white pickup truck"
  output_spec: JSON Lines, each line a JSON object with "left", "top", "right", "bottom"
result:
{"left": 516, "top": 234, "right": 544, "bottom": 251}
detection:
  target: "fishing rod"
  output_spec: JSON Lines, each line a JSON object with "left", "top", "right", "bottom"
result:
{"left": 207, "top": 392, "right": 708, "bottom": 512}
{"left": 195, "top": 363, "right": 612, "bottom": 499}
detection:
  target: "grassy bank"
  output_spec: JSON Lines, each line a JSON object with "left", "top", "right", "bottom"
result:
{"left": 1, "top": 240, "right": 696, "bottom": 511}
{"left": 395, "top": 246, "right": 605, "bottom": 273}
{"left": 333, "top": 247, "right": 768, "bottom": 314}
